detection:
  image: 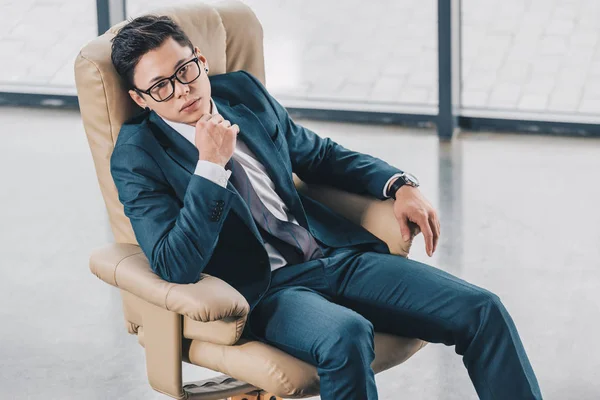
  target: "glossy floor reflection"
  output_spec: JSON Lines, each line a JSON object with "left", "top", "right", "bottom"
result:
{"left": 0, "top": 106, "right": 598, "bottom": 399}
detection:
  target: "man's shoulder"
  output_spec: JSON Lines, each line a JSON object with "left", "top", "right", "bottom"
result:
{"left": 111, "top": 110, "right": 157, "bottom": 158}
{"left": 110, "top": 113, "right": 164, "bottom": 181}
{"left": 209, "top": 69, "right": 260, "bottom": 88}
{"left": 210, "top": 70, "right": 268, "bottom": 104}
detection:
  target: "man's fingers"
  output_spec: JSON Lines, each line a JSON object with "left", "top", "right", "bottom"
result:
{"left": 222, "top": 124, "right": 239, "bottom": 148}
{"left": 397, "top": 214, "right": 412, "bottom": 243}
{"left": 416, "top": 212, "right": 434, "bottom": 256}
{"left": 429, "top": 213, "right": 440, "bottom": 254}
{"left": 409, "top": 220, "right": 421, "bottom": 237}
{"left": 208, "top": 114, "right": 224, "bottom": 126}
{"left": 436, "top": 214, "right": 441, "bottom": 247}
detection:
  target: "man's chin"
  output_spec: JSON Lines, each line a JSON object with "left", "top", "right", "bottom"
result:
{"left": 183, "top": 106, "right": 210, "bottom": 125}
{"left": 183, "top": 111, "right": 203, "bottom": 126}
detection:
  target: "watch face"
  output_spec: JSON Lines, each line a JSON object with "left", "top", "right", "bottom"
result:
{"left": 404, "top": 172, "right": 419, "bottom": 186}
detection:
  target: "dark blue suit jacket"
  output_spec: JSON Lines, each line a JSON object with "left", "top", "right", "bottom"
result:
{"left": 110, "top": 70, "right": 403, "bottom": 313}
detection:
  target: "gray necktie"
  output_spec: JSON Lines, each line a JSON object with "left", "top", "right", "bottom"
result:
{"left": 226, "top": 156, "right": 324, "bottom": 265}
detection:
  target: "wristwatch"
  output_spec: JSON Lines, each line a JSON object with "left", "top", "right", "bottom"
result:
{"left": 387, "top": 172, "right": 420, "bottom": 200}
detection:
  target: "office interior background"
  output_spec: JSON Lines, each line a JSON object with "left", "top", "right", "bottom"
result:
{"left": 0, "top": 0, "right": 599, "bottom": 399}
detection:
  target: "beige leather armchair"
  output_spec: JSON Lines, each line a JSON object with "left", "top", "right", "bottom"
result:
{"left": 74, "top": 1, "right": 427, "bottom": 399}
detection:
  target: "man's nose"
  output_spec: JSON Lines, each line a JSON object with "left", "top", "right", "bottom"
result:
{"left": 174, "top": 79, "right": 190, "bottom": 98}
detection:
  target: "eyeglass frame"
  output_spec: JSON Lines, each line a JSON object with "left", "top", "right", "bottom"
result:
{"left": 133, "top": 56, "right": 203, "bottom": 102}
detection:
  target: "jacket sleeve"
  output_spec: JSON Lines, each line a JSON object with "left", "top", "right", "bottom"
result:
{"left": 239, "top": 70, "right": 404, "bottom": 200}
{"left": 110, "top": 143, "right": 236, "bottom": 284}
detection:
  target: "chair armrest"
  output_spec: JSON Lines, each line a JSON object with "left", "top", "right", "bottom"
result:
{"left": 294, "top": 175, "right": 419, "bottom": 257}
{"left": 89, "top": 243, "right": 250, "bottom": 344}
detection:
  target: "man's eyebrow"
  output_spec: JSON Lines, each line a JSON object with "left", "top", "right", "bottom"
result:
{"left": 148, "top": 56, "right": 189, "bottom": 84}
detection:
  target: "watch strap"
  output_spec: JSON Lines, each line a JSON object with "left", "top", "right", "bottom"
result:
{"left": 388, "top": 175, "right": 406, "bottom": 200}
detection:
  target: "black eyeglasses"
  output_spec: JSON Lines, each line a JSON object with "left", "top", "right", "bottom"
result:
{"left": 134, "top": 56, "right": 202, "bottom": 102}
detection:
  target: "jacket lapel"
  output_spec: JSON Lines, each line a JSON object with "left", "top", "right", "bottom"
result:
{"left": 148, "top": 110, "right": 261, "bottom": 244}
{"left": 148, "top": 98, "right": 309, "bottom": 244}
{"left": 150, "top": 112, "right": 198, "bottom": 175}
{"left": 216, "top": 98, "right": 309, "bottom": 229}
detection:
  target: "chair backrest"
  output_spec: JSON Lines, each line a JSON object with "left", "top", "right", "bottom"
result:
{"left": 74, "top": 0, "right": 265, "bottom": 244}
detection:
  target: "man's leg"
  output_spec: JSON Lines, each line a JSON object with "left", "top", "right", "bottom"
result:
{"left": 248, "top": 257, "right": 379, "bottom": 400}
{"left": 321, "top": 250, "right": 543, "bottom": 400}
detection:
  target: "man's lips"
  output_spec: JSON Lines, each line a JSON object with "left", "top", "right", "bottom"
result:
{"left": 180, "top": 98, "right": 200, "bottom": 111}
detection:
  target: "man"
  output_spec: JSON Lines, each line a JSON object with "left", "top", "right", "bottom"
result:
{"left": 109, "top": 15, "right": 542, "bottom": 400}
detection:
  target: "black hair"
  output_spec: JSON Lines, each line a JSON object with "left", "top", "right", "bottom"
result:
{"left": 110, "top": 15, "right": 194, "bottom": 89}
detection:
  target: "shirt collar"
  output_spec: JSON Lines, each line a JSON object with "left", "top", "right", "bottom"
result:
{"left": 160, "top": 98, "right": 218, "bottom": 145}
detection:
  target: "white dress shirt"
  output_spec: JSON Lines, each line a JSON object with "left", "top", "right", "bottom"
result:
{"left": 161, "top": 98, "right": 401, "bottom": 271}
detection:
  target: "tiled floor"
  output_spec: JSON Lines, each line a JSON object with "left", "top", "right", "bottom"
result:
{"left": 0, "top": 106, "right": 599, "bottom": 399}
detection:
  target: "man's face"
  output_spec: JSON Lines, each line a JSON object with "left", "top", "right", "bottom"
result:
{"left": 129, "top": 37, "right": 211, "bottom": 125}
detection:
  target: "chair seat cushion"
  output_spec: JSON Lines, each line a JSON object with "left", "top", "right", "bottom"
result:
{"left": 187, "top": 332, "right": 427, "bottom": 398}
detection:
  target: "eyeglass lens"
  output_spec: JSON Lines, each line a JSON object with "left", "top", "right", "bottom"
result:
{"left": 150, "top": 60, "right": 201, "bottom": 101}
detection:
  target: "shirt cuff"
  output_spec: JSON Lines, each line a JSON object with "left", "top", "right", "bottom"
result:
{"left": 194, "top": 160, "right": 232, "bottom": 187}
{"left": 383, "top": 173, "right": 404, "bottom": 198}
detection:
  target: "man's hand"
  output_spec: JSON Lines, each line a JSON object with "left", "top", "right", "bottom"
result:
{"left": 195, "top": 113, "right": 239, "bottom": 168}
{"left": 392, "top": 185, "right": 440, "bottom": 257}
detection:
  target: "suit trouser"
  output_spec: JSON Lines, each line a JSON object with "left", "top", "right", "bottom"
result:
{"left": 244, "top": 243, "right": 543, "bottom": 400}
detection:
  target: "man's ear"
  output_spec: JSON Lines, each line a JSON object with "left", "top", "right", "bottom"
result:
{"left": 194, "top": 46, "right": 208, "bottom": 69}
{"left": 128, "top": 89, "right": 147, "bottom": 109}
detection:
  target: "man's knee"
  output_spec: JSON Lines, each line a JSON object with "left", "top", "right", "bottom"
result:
{"left": 476, "top": 289, "right": 508, "bottom": 319}
{"left": 463, "top": 286, "right": 505, "bottom": 313}
{"left": 316, "top": 314, "right": 375, "bottom": 366}
{"left": 453, "top": 289, "right": 509, "bottom": 353}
